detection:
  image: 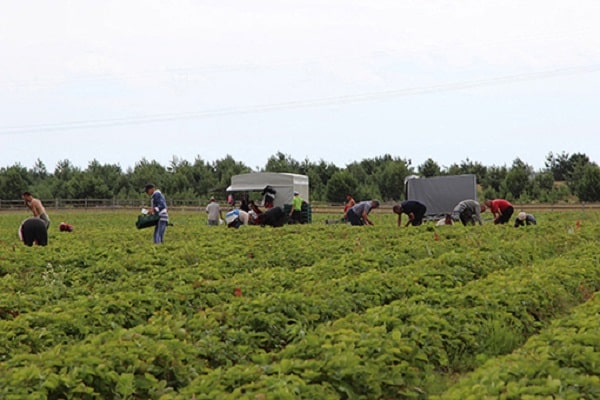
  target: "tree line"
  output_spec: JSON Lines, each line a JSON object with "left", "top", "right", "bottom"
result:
{"left": 1, "top": 151, "right": 599, "bottom": 203}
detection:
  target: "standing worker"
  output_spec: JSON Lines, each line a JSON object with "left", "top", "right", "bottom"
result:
{"left": 22, "top": 192, "right": 50, "bottom": 229}
{"left": 346, "top": 199, "right": 380, "bottom": 226}
{"left": 393, "top": 200, "right": 427, "bottom": 227}
{"left": 144, "top": 184, "right": 169, "bottom": 244}
{"left": 240, "top": 192, "right": 250, "bottom": 212}
{"left": 206, "top": 197, "right": 224, "bottom": 226}
{"left": 289, "top": 191, "right": 304, "bottom": 224}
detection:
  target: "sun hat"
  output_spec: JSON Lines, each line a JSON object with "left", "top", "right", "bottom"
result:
{"left": 518, "top": 212, "right": 527, "bottom": 221}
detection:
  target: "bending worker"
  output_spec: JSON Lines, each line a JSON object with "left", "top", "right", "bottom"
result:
{"left": 346, "top": 199, "right": 380, "bottom": 226}
{"left": 393, "top": 200, "right": 427, "bottom": 227}
{"left": 452, "top": 199, "right": 486, "bottom": 226}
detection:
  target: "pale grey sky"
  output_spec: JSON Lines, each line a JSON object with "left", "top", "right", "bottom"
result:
{"left": 1, "top": 0, "right": 599, "bottom": 172}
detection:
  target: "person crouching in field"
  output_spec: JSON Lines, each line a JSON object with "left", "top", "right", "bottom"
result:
{"left": 514, "top": 211, "right": 536, "bottom": 227}
{"left": 225, "top": 208, "right": 251, "bottom": 228}
{"left": 257, "top": 206, "right": 287, "bottom": 227}
{"left": 452, "top": 199, "right": 486, "bottom": 226}
{"left": 144, "top": 184, "right": 169, "bottom": 244}
{"left": 18, "top": 218, "right": 48, "bottom": 246}
{"left": 59, "top": 222, "right": 74, "bottom": 232}
{"left": 485, "top": 198, "right": 514, "bottom": 225}
{"left": 393, "top": 200, "right": 427, "bottom": 227}
{"left": 346, "top": 199, "right": 380, "bottom": 226}
{"left": 436, "top": 214, "right": 454, "bottom": 226}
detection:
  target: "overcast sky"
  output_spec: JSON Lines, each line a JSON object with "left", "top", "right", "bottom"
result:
{"left": 1, "top": 0, "right": 599, "bottom": 173}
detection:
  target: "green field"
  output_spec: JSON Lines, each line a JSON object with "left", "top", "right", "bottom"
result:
{"left": 1, "top": 210, "right": 599, "bottom": 399}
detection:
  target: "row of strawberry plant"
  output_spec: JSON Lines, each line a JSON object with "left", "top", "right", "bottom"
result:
{"left": 0, "top": 212, "right": 594, "bottom": 399}
{"left": 434, "top": 293, "right": 600, "bottom": 399}
{"left": 0, "top": 223, "right": 582, "bottom": 365}
{"left": 2, "top": 237, "right": 595, "bottom": 399}
{"left": 2, "top": 217, "right": 582, "bottom": 320}
{"left": 170, "top": 249, "right": 600, "bottom": 399}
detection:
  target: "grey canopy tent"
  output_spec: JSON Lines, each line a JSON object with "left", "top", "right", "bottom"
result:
{"left": 226, "top": 172, "right": 309, "bottom": 208}
{"left": 404, "top": 174, "right": 478, "bottom": 217}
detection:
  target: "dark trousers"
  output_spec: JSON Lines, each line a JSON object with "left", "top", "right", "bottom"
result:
{"left": 21, "top": 218, "right": 48, "bottom": 246}
{"left": 262, "top": 207, "right": 287, "bottom": 227}
{"left": 410, "top": 206, "right": 427, "bottom": 226}
{"left": 495, "top": 206, "right": 514, "bottom": 224}
{"left": 459, "top": 209, "right": 474, "bottom": 226}
{"left": 290, "top": 210, "right": 302, "bottom": 224}
{"left": 346, "top": 209, "right": 364, "bottom": 226}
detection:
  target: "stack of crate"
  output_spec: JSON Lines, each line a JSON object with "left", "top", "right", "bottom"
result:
{"left": 283, "top": 203, "right": 312, "bottom": 224}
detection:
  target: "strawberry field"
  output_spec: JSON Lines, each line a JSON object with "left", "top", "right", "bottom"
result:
{"left": 0, "top": 210, "right": 599, "bottom": 399}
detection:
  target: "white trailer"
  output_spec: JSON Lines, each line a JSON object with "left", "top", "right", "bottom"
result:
{"left": 226, "top": 172, "right": 309, "bottom": 208}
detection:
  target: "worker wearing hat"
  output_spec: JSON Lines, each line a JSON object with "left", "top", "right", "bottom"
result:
{"left": 144, "top": 184, "right": 169, "bottom": 243}
{"left": 289, "top": 191, "right": 305, "bottom": 224}
{"left": 514, "top": 211, "right": 537, "bottom": 227}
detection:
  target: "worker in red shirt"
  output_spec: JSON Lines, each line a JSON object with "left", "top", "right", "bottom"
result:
{"left": 484, "top": 199, "right": 514, "bottom": 225}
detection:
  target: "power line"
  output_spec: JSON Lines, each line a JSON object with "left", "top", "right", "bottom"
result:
{"left": 1, "top": 64, "right": 599, "bottom": 136}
